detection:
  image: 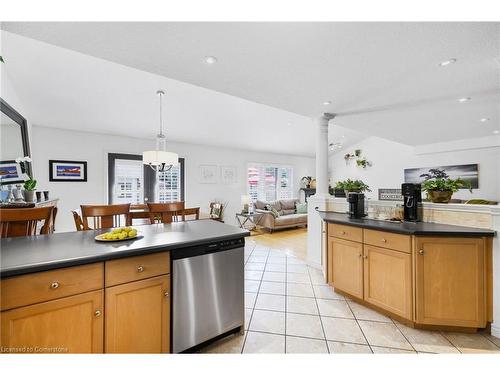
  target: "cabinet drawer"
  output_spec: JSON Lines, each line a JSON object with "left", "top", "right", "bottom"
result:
{"left": 105, "top": 252, "right": 170, "bottom": 287}
{"left": 328, "top": 223, "right": 363, "bottom": 243}
{"left": 364, "top": 229, "right": 411, "bottom": 253}
{"left": 1, "top": 263, "right": 104, "bottom": 311}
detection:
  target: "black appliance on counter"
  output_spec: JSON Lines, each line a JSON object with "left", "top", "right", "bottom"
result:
{"left": 402, "top": 183, "right": 423, "bottom": 222}
{"left": 347, "top": 192, "right": 366, "bottom": 219}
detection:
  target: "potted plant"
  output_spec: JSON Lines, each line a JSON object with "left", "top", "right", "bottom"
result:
{"left": 334, "top": 179, "right": 371, "bottom": 197}
{"left": 420, "top": 168, "right": 472, "bottom": 203}
{"left": 23, "top": 178, "right": 37, "bottom": 203}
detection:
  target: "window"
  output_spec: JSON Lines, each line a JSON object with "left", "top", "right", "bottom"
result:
{"left": 113, "top": 158, "right": 144, "bottom": 204}
{"left": 247, "top": 163, "right": 293, "bottom": 202}
{"left": 156, "top": 163, "right": 183, "bottom": 203}
{"left": 108, "top": 153, "right": 185, "bottom": 204}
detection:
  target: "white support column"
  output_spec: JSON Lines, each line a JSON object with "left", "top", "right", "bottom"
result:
{"left": 307, "top": 113, "right": 336, "bottom": 271}
{"left": 491, "top": 206, "right": 500, "bottom": 338}
{"left": 314, "top": 113, "right": 334, "bottom": 197}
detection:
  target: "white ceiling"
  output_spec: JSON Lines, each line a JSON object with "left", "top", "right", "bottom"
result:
{"left": 1, "top": 22, "right": 499, "bottom": 150}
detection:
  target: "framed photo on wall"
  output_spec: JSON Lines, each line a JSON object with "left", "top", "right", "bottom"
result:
{"left": 220, "top": 165, "right": 237, "bottom": 184}
{"left": 0, "top": 160, "right": 24, "bottom": 185}
{"left": 199, "top": 164, "right": 218, "bottom": 184}
{"left": 49, "top": 160, "right": 87, "bottom": 182}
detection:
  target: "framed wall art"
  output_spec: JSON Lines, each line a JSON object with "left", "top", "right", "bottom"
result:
{"left": 199, "top": 164, "right": 218, "bottom": 184}
{"left": 220, "top": 166, "right": 237, "bottom": 184}
{"left": 49, "top": 160, "right": 88, "bottom": 182}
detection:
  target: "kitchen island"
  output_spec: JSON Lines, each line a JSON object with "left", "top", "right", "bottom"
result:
{"left": 319, "top": 212, "right": 495, "bottom": 331}
{"left": 0, "top": 220, "right": 249, "bottom": 353}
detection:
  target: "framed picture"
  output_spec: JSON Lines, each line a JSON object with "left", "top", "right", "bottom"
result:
{"left": 0, "top": 160, "right": 24, "bottom": 185}
{"left": 199, "top": 164, "right": 218, "bottom": 184}
{"left": 49, "top": 160, "right": 87, "bottom": 182}
{"left": 220, "top": 166, "right": 237, "bottom": 184}
{"left": 404, "top": 163, "right": 479, "bottom": 189}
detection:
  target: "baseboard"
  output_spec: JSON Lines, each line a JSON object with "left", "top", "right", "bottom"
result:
{"left": 491, "top": 323, "right": 500, "bottom": 338}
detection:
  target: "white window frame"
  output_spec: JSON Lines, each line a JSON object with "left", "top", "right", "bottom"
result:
{"left": 247, "top": 162, "right": 294, "bottom": 202}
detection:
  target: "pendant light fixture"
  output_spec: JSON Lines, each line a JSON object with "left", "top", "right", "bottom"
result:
{"left": 143, "top": 90, "right": 178, "bottom": 172}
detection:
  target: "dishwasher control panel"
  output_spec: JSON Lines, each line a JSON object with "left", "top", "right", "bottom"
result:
{"left": 171, "top": 237, "right": 245, "bottom": 260}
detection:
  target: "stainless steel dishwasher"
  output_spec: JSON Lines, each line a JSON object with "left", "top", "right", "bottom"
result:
{"left": 171, "top": 237, "right": 245, "bottom": 353}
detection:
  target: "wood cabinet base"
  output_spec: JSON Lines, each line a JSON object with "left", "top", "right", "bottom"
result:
{"left": 334, "top": 288, "right": 483, "bottom": 333}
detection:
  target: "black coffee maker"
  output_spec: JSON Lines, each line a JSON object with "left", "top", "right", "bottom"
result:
{"left": 401, "top": 183, "right": 423, "bottom": 222}
{"left": 347, "top": 192, "right": 366, "bottom": 219}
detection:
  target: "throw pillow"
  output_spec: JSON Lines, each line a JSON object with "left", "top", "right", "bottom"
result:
{"left": 295, "top": 202, "right": 307, "bottom": 214}
{"left": 265, "top": 204, "right": 281, "bottom": 218}
{"left": 282, "top": 209, "right": 295, "bottom": 215}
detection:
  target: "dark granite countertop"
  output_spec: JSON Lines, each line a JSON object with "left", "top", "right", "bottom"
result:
{"left": 319, "top": 211, "right": 496, "bottom": 237}
{"left": 0, "top": 220, "right": 249, "bottom": 278}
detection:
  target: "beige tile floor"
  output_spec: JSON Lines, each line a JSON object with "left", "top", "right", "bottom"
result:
{"left": 200, "top": 230, "right": 500, "bottom": 354}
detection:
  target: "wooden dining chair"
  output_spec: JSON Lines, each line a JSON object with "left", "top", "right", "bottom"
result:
{"left": 80, "top": 204, "right": 131, "bottom": 230}
{"left": 181, "top": 207, "right": 200, "bottom": 221}
{"left": 147, "top": 202, "right": 185, "bottom": 224}
{"left": 209, "top": 202, "right": 225, "bottom": 222}
{"left": 0, "top": 207, "right": 56, "bottom": 238}
{"left": 71, "top": 210, "right": 85, "bottom": 231}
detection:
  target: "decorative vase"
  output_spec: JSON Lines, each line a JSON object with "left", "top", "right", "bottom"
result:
{"left": 24, "top": 190, "right": 35, "bottom": 203}
{"left": 14, "top": 184, "right": 24, "bottom": 202}
{"left": 428, "top": 190, "right": 453, "bottom": 203}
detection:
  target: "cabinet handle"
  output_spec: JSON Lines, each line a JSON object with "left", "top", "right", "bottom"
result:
{"left": 363, "top": 255, "right": 368, "bottom": 259}
{"left": 50, "top": 282, "right": 59, "bottom": 289}
{"left": 94, "top": 310, "right": 102, "bottom": 317}
{"left": 137, "top": 265, "right": 145, "bottom": 272}
{"left": 359, "top": 253, "right": 362, "bottom": 257}
{"left": 381, "top": 238, "right": 387, "bottom": 243}
{"left": 341, "top": 231, "right": 346, "bottom": 235}
{"left": 418, "top": 249, "right": 424, "bottom": 255}
{"left": 164, "top": 291, "right": 170, "bottom": 298}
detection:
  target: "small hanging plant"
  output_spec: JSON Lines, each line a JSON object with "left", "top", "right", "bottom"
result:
{"left": 0, "top": 56, "right": 4, "bottom": 63}
{"left": 344, "top": 149, "right": 372, "bottom": 168}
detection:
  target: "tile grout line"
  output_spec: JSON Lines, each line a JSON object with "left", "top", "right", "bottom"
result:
{"left": 438, "top": 331, "right": 463, "bottom": 354}
{"left": 305, "top": 266, "right": 330, "bottom": 353}
{"left": 344, "top": 298, "right": 374, "bottom": 353}
{"left": 243, "top": 245, "right": 272, "bottom": 353}
{"left": 241, "top": 242, "right": 260, "bottom": 353}
{"left": 284, "top": 251, "right": 288, "bottom": 353}
{"left": 479, "top": 332, "right": 500, "bottom": 350}
{"left": 391, "top": 318, "right": 417, "bottom": 353}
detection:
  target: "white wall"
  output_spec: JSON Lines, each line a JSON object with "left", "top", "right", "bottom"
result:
{"left": 329, "top": 136, "right": 500, "bottom": 201}
{"left": 31, "top": 125, "right": 315, "bottom": 232}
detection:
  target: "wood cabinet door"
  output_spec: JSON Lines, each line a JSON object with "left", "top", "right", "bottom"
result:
{"left": 1, "top": 290, "right": 103, "bottom": 353}
{"left": 415, "top": 237, "right": 486, "bottom": 328}
{"left": 363, "top": 245, "right": 412, "bottom": 320}
{"left": 330, "top": 237, "right": 363, "bottom": 298}
{"left": 105, "top": 275, "right": 170, "bottom": 353}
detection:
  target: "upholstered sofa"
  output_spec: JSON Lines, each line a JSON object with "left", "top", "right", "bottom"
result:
{"left": 254, "top": 198, "right": 307, "bottom": 232}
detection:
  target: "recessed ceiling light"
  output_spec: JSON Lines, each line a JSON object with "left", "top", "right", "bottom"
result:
{"left": 204, "top": 56, "right": 218, "bottom": 64}
{"left": 439, "top": 58, "right": 457, "bottom": 67}
{"left": 458, "top": 97, "right": 471, "bottom": 103}
{"left": 493, "top": 130, "right": 499, "bottom": 134}
{"left": 323, "top": 101, "right": 332, "bottom": 106}
{"left": 480, "top": 118, "right": 490, "bottom": 122}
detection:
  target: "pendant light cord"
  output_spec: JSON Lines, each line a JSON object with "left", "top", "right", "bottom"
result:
{"left": 158, "top": 91, "right": 164, "bottom": 137}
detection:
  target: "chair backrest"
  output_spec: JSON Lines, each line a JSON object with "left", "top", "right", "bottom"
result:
{"left": 0, "top": 207, "right": 55, "bottom": 238}
{"left": 71, "top": 210, "right": 85, "bottom": 231}
{"left": 147, "top": 202, "right": 185, "bottom": 224}
{"left": 80, "top": 204, "right": 131, "bottom": 230}
{"left": 181, "top": 207, "right": 200, "bottom": 221}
